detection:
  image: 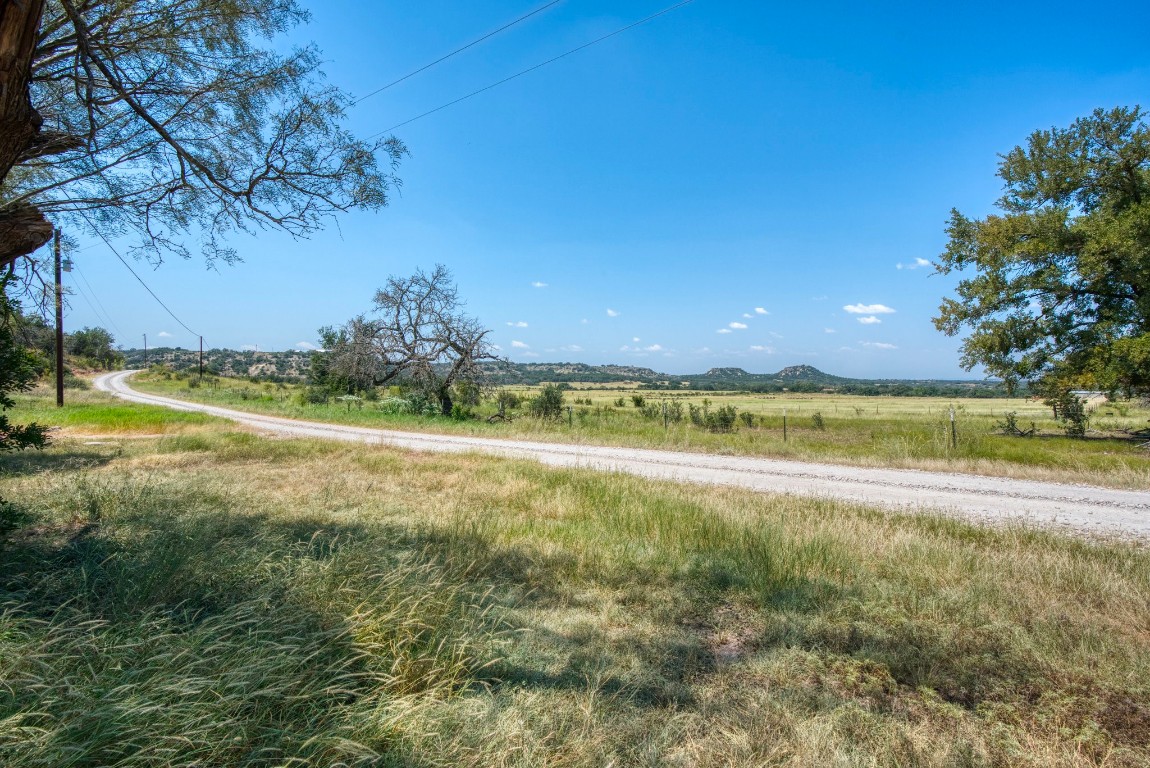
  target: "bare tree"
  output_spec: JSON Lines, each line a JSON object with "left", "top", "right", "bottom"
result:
{"left": 325, "top": 266, "right": 499, "bottom": 415}
{"left": 1, "top": 0, "right": 405, "bottom": 270}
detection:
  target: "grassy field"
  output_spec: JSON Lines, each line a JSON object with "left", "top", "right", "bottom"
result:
{"left": 128, "top": 373, "right": 1150, "bottom": 489}
{"left": 1, "top": 388, "right": 1149, "bottom": 766}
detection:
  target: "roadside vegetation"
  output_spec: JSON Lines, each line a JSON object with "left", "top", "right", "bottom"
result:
{"left": 130, "top": 369, "right": 1150, "bottom": 489}
{"left": 2, "top": 385, "right": 1148, "bottom": 766}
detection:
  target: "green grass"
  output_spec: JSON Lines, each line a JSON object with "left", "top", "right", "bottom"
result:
{"left": 131, "top": 373, "right": 1150, "bottom": 489}
{"left": 1, "top": 390, "right": 1148, "bottom": 766}
{"left": 13, "top": 385, "right": 222, "bottom": 433}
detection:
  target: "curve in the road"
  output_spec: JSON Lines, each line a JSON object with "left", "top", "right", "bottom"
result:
{"left": 94, "top": 370, "right": 1150, "bottom": 539}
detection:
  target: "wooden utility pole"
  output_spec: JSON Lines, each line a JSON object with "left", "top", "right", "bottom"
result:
{"left": 143, "top": 333, "right": 147, "bottom": 366}
{"left": 199, "top": 336, "right": 203, "bottom": 379}
{"left": 53, "top": 227, "right": 63, "bottom": 406}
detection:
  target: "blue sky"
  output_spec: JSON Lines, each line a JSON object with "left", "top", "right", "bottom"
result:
{"left": 59, "top": 0, "right": 1150, "bottom": 378}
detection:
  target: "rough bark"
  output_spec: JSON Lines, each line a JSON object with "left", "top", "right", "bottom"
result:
{"left": 0, "top": 0, "right": 50, "bottom": 267}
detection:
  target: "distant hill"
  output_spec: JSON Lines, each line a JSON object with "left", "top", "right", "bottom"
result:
{"left": 121, "top": 347, "right": 312, "bottom": 381}
{"left": 119, "top": 348, "right": 1013, "bottom": 397}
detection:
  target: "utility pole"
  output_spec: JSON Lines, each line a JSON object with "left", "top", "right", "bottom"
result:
{"left": 199, "top": 336, "right": 203, "bottom": 380}
{"left": 143, "top": 333, "right": 147, "bottom": 367}
{"left": 54, "top": 228, "right": 64, "bottom": 407}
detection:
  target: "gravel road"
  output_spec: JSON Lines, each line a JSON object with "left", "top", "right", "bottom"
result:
{"left": 95, "top": 370, "right": 1149, "bottom": 540}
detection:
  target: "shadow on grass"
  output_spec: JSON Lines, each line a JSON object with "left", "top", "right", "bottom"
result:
{"left": 0, "top": 445, "right": 117, "bottom": 477}
{"left": 3, "top": 477, "right": 1146, "bottom": 764}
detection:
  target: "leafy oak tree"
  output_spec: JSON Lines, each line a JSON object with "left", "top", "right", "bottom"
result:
{"left": 934, "top": 106, "right": 1150, "bottom": 397}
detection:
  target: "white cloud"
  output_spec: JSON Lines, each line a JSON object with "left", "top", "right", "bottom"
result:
{"left": 857, "top": 316, "right": 882, "bottom": 325}
{"left": 716, "top": 328, "right": 732, "bottom": 334}
{"left": 749, "top": 345, "right": 775, "bottom": 353}
{"left": 896, "top": 257, "right": 932, "bottom": 270}
{"left": 157, "top": 331, "right": 173, "bottom": 338}
{"left": 844, "top": 303, "right": 896, "bottom": 314}
{"left": 812, "top": 295, "right": 828, "bottom": 301}
{"left": 695, "top": 347, "right": 712, "bottom": 354}
{"left": 522, "top": 351, "right": 540, "bottom": 358}
{"left": 511, "top": 340, "right": 530, "bottom": 349}
{"left": 861, "top": 341, "right": 898, "bottom": 350}
{"left": 294, "top": 341, "right": 319, "bottom": 350}
{"left": 824, "top": 328, "right": 836, "bottom": 334}
{"left": 729, "top": 322, "right": 748, "bottom": 329}
{"left": 531, "top": 281, "right": 548, "bottom": 288}
{"left": 559, "top": 344, "right": 583, "bottom": 353}
{"left": 632, "top": 337, "right": 641, "bottom": 342}
{"left": 742, "top": 313, "right": 752, "bottom": 319}
{"left": 606, "top": 308, "right": 620, "bottom": 317}
{"left": 580, "top": 318, "right": 590, "bottom": 324}
{"left": 491, "top": 344, "right": 503, "bottom": 351}
{"left": 645, "top": 344, "right": 663, "bottom": 352}
{"left": 506, "top": 321, "right": 528, "bottom": 328}
{"left": 769, "top": 331, "right": 784, "bottom": 339}
{"left": 754, "top": 307, "right": 769, "bottom": 315}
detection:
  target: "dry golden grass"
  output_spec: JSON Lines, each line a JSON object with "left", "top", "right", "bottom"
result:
{"left": 2, "top": 397, "right": 1148, "bottom": 766}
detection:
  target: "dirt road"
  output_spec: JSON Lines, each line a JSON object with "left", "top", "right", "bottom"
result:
{"left": 95, "top": 370, "right": 1149, "bottom": 540}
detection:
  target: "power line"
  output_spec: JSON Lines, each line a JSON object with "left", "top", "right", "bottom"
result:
{"left": 72, "top": 263, "right": 125, "bottom": 337}
{"left": 353, "top": 0, "right": 564, "bottom": 106}
{"left": 68, "top": 275, "right": 121, "bottom": 338}
{"left": 369, "top": 0, "right": 696, "bottom": 138}
{"left": 71, "top": 209, "right": 201, "bottom": 338}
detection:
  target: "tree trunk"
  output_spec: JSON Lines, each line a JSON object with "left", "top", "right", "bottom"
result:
{"left": 439, "top": 390, "right": 453, "bottom": 416}
{"left": 0, "top": 0, "right": 52, "bottom": 268}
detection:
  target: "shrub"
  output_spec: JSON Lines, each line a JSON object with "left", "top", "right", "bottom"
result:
{"left": 530, "top": 384, "right": 565, "bottom": 420}
{"left": 296, "top": 386, "right": 330, "bottom": 405}
{"left": 495, "top": 390, "right": 521, "bottom": 414}
{"left": 639, "top": 402, "right": 662, "bottom": 420}
{"left": 614, "top": 397, "right": 626, "bottom": 407}
{"left": 811, "top": 412, "right": 826, "bottom": 430}
{"left": 739, "top": 411, "right": 755, "bottom": 428}
{"left": 1047, "top": 390, "right": 1090, "bottom": 438}
{"left": 707, "top": 405, "right": 738, "bottom": 433}
{"left": 377, "top": 396, "right": 412, "bottom": 415}
{"left": 631, "top": 394, "right": 645, "bottom": 408}
{"left": 667, "top": 400, "right": 684, "bottom": 423}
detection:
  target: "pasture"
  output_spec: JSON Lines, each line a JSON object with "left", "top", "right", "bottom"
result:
{"left": 127, "top": 373, "right": 1150, "bottom": 489}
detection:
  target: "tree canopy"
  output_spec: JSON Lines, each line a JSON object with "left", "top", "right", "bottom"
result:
{"left": 934, "top": 106, "right": 1150, "bottom": 396}
{"left": 322, "top": 266, "right": 499, "bottom": 415}
{"left": 0, "top": 0, "right": 405, "bottom": 269}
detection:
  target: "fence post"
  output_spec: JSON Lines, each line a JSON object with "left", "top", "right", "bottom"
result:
{"left": 783, "top": 408, "right": 787, "bottom": 443}
{"left": 950, "top": 407, "right": 957, "bottom": 450}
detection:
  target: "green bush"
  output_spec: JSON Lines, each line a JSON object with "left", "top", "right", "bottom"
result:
{"left": 296, "top": 386, "right": 330, "bottom": 405}
{"left": 530, "top": 384, "right": 565, "bottom": 420}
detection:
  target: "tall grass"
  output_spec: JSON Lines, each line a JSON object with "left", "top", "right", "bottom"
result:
{"left": 1, "top": 400, "right": 1148, "bottom": 765}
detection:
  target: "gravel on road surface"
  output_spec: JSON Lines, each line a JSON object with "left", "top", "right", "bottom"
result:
{"left": 95, "top": 370, "right": 1150, "bottom": 540}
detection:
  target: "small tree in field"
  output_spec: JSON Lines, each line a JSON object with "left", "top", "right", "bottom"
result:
{"left": 324, "top": 266, "right": 498, "bottom": 415}
{"left": 530, "top": 385, "right": 565, "bottom": 420}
